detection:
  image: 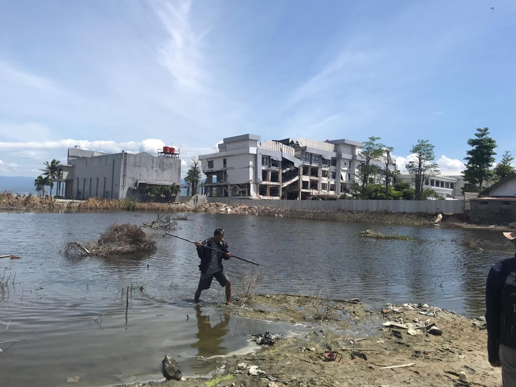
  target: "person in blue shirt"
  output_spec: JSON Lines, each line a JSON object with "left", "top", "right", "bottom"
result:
{"left": 194, "top": 228, "right": 232, "bottom": 304}
{"left": 486, "top": 231, "right": 516, "bottom": 386}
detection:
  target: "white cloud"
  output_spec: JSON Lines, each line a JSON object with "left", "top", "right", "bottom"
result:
{"left": 0, "top": 61, "right": 60, "bottom": 92}
{"left": 0, "top": 138, "right": 218, "bottom": 177}
{"left": 139, "top": 139, "right": 166, "bottom": 154}
{"left": 287, "top": 50, "right": 371, "bottom": 109}
{"left": 394, "top": 154, "right": 464, "bottom": 175}
{"left": 155, "top": 0, "right": 209, "bottom": 94}
{"left": 436, "top": 155, "right": 465, "bottom": 174}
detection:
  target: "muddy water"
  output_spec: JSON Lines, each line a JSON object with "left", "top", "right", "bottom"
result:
{"left": 0, "top": 211, "right": 510, "bottom": 386}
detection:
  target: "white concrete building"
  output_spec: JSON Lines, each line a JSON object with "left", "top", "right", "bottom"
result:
{"left": 399, "top": 173, "right": 461, "bottom": 199}
{"left": 199, "top": 134, "right": 395, "bottom": 200}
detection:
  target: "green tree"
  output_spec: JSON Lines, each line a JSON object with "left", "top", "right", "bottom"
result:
{"left": 393, "top": 182, "right": 415, "bottom": 200}
{"left": 463, "top": 127, "right": 497, "bottom": 193}
{"left": 34, "top": 175, "right": 49, "bottom": 197}
{"left": 185, "top": 158, "right": 202, "bottom": 196}
{"left": 383, "top": 146, "right": 394, "bottom": 199}
{"left": 363, "top": 184, "right": 403, "bottom": 200}
{"left": 406, "top": 140, "right": 440, "bottom": 200}
{"left": 354, "top": 137, "right": 385, "bottom": 199}
{"left": 41, "top": 159, "right": 61, "bottom": 197}
{"left": 493, "top": 150, "right": 515, "bottom": 181}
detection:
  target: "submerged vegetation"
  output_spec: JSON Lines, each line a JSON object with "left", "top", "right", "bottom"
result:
{"left": 357, "top": 229, "right": 416, "bottom": 240}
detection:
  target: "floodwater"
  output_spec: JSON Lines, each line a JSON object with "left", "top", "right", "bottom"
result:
{"left": 0, "top": 211, "right": 512, "bottom": 387}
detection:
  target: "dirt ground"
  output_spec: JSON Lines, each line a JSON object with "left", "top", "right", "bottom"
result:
{"left": 121, "top": 293, "right": 502, "bottom": 387}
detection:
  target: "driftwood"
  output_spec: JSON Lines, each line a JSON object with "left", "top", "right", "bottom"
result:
{"left": 380, "top": 362, "right": 415, "bottom": 369}
{"left": 141, "top": 214, "right": 179, "bottom": 230}
{"left": 0, "top": 255, "right": 20, "bottom": 259}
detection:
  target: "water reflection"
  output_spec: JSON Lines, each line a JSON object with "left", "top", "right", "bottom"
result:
{"left": 191, "top": 305, "right": 230, "bottom": 357}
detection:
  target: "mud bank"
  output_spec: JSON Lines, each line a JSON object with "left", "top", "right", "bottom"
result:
{"left": 110, "top": 293, "right": 499, "bottom": 387}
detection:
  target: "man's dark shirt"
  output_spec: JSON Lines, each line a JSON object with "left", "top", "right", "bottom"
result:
{"left": 486, "top": 253, "right": 516, "bottom": 363}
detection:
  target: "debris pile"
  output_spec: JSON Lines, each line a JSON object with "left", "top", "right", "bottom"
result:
{"left": 64, "top": 223, "right": 156, "bottom": 257}
{"left": 252, "top": 331, "right": 282, "bottom": 345}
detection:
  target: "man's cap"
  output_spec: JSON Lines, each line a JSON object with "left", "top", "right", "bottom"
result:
{"left": 214, "top": 228, "right": 225, "bottom": 236}
{"left": 504, "top": 231, "right": 516, "bottom": 241}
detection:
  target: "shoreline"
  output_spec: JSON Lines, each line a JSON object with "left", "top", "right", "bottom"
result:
{"left": 2, "top": 192, "right": 514, "bottom": 230}
{"left": 102, "top": 293, "right": 500, "bottom": 387}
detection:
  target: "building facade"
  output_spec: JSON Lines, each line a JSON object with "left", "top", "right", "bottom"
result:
{"left": 198, "top": 134, "right": 394, "bottom": 200}
{"left": 59, "top": 147, "right": 181, "bottom": 201}
{"left": 398, "top": 174, "right": 461, "bottom": 199}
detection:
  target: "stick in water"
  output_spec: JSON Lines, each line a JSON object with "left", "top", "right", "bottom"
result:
{"left": 164, "top": 232, "right": 260, "bottom": 266}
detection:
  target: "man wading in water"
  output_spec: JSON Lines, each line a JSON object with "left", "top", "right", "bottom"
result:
{"left": 194, "top": 228, "right": 233, "bottom": 304}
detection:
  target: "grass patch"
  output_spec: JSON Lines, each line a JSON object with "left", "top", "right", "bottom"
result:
{"left": 205, "top": 374, "right": 233, "bottom": 387}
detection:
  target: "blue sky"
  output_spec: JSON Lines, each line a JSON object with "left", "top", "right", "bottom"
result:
{"left": 0, "top": 0, "right": 515, "bottom": 178}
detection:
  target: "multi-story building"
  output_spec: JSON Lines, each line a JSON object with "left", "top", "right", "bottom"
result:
{"left": 198, "top": 134, "right": 395, "bottom": 200}
{"left": 398, "top": 173, "right": 462, "bottom": 199}
{"left": 58, "top": 146, "right": 181, "bottom": 201}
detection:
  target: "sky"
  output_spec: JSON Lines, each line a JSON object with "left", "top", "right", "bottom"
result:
{"left": 0, "top": 0, "right": 515, "bottom": 179}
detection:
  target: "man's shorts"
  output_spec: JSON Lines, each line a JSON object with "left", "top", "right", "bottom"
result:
{"left": 197, "top": 271, "right": 229, "bottom": 290}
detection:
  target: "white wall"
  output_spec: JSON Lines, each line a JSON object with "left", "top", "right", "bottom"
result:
{"left": 487, "top": 177, "right": 516, "bottom": 197}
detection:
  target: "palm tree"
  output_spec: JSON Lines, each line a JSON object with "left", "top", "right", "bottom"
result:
{"left": 184, "top": 158, "right": 202, "bottom": 196}
{"left": 34, "top": 175, "right": 49, "bottom": 197}
{"left": 42, "top": 159, "right": 61, "bottom": 197}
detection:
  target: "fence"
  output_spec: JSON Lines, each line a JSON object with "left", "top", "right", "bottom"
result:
{"left": 206, "top": 197, "right": 465, "bottom": 214}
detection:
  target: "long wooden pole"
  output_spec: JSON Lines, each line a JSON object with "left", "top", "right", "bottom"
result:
{"left": 164, "top": 232, "right": 261, "bottom": 266}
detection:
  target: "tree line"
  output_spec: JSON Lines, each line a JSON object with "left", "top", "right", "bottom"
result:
{"left": 349, "top": 127, "right": 513, "bottom": 200}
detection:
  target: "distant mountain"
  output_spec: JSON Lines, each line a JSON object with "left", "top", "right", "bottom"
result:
{"left": 0, "top": 176, "right": 36, "bottom": 195}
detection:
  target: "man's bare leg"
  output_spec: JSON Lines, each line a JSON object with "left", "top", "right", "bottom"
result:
{"left": 225, "top": 282, "right": 232, "bottom": 305}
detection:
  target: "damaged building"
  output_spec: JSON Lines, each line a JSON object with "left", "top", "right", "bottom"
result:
{"left": 55, "top": 146, "right": 181, "bottom": 201}
{"left": 198, "top": 134, "right": 395, "bottom": 200}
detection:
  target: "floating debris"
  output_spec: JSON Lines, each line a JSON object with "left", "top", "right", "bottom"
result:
{"left": 64, "top": 223, "right": 156, "bottom": 257}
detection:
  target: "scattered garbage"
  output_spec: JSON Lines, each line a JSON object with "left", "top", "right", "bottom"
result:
{"left": 324, "top": 350, "right": 341, "bottom": 361}
{"left": 252, "top": 331, "right": 281, "bottom": 345}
